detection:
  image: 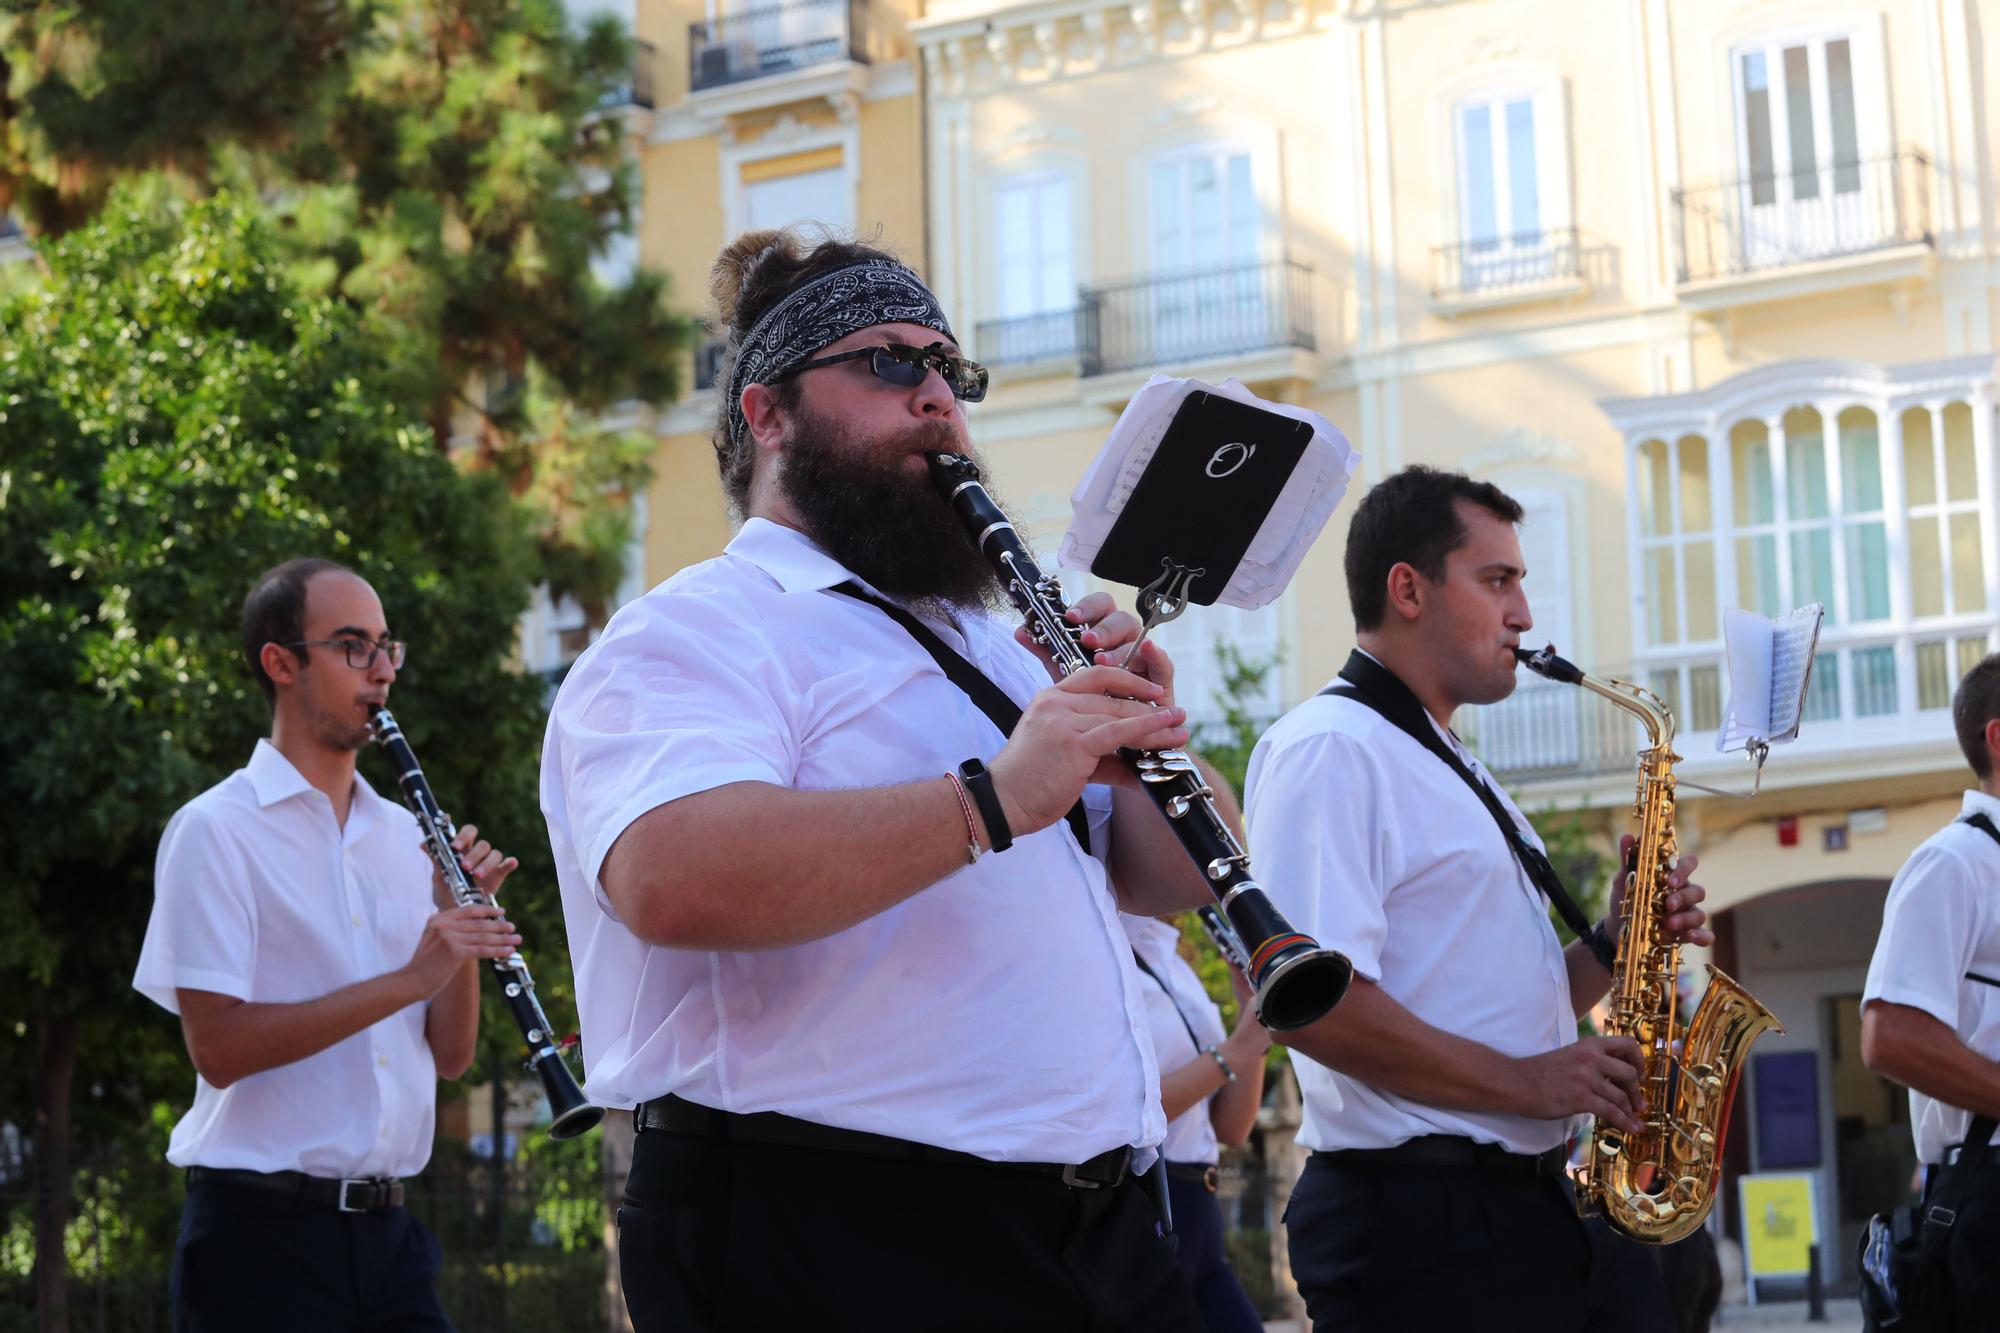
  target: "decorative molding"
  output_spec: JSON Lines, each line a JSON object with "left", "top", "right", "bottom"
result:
{"left": 1460, "top": 33, "right": 1520, "bottom": 64}
{"left": 1145, "top": 91, "right": 1224, "bottom": 129}
{"left": 909, "top": 0, "right": 1325, "bottom": 96}
{"left": 990, "top": 121, "right": 1090, "bottom": 158}
{"left": 1460, "top": 428, "right": 1581, "bottom": 475}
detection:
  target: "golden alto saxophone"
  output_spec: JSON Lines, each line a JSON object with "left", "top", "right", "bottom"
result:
{"left": 1516, "top": 645, "right": 1782, "bottom": 1244}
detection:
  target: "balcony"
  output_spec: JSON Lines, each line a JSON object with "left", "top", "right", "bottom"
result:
{"left": 1462, "top": 622, "right": 1995, "bottom": 799}
{"left": 975, "top": 258, "right": 1316, "bottom": 383}
{"left": 599, "top": 38, "right": 658, "bottom": 111}
{"left": 1430, "top": 227, "right": 1586, "bottom": 314}
{"left": 1671, "top": 149, "right": 1934, "bottom": 311}
{"left": 689, "top": 0, "right": 877, "bottom": 95}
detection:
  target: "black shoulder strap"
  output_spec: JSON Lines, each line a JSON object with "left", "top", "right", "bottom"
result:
{"left": 1957, "top": 815, "right": 2000, "bottom": 991}
{"left": 828, "top": 582, "right": 1091, "bottom": 855}
{"left": 1129, "top": 947, "right": 1205, "bottom": 1054}
{"left": 1322, "top": 650, "right": 1617, "bottom": 972}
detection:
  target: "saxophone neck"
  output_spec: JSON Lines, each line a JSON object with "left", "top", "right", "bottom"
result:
{"left": 1514, "top": 645, "right": 1675, "bottom": 750}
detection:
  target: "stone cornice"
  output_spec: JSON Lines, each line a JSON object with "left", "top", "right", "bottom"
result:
{"left": 911, "top": 0, "right": 1357, "bottom": 96}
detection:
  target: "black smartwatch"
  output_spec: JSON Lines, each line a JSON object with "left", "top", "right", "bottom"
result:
{"left": 957, "top": 758, "right": 1012, "bottom": 854}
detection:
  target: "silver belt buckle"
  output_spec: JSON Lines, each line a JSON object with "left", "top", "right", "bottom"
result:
{"left": 1060, "top": 1161, "right": 1105, "bottom": 1190}
{"left": 337, "top": 1178, "right": 370, "bottom": 1213}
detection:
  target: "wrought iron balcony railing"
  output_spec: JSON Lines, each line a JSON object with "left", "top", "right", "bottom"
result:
{"left": 974, "top": 260, "right": 1316, "bottom": 376}
{"left": 689, "top": 0, "right": 876, "bottom": 93}
{"left": 972, "top": 307, "right": 1091, "bottom": 367}
{"left": 1671, "top": 148, "right": 1933, "bottom": 286}
{"left": 1082, "top": 258, "right": 1315, "bottom": 376}
{"left": 600, "top": 38, "right": 658, "bottom": 111}
{"left": 1431, "top": 227, "right": 1581, "bottom": 301}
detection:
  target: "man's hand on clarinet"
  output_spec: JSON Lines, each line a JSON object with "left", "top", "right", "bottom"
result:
{"left": 405, "top": 901, "right": 523, "bottom": 998}
{"left": 428, "top": 821, "right": 520, "bottom": 909}
{"left": 989, "top": 663, "right": 1189, "bottom": 836}
{"left": 1015, "top": 590, "right": 1179, "bottom": 713}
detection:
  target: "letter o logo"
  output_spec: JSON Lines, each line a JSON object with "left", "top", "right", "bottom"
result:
{"left": 1206, "top": 441, "right": 1256, "bottom": 478}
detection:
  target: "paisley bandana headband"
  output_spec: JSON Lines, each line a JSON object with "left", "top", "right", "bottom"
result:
{"left": 725, "top": 259, "right": 955, "bottom": 447}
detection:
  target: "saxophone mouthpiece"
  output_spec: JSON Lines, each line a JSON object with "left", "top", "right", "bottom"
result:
{"left": 1517, "top": 643, "right": 1586, "bottom": 685}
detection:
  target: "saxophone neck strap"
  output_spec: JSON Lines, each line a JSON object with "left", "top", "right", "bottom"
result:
{"left": 1322, "top": 649, "right": 1617, "bottom": 972}
{"left": 827, "top": 582, "right": 1092, "bottom": 857}
{"left": 1954, "top": 813, "right": 2000, "bottom": 996}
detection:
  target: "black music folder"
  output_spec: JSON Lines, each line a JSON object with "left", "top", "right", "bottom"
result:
{"left": 1088, "top": 390, "right": 1313, "bottom": 606}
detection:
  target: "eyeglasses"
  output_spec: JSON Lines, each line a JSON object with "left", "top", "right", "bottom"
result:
{"left": 769, "top": 341, "right": 989, "bottom": 404}
{"left": 287, "top": 638, "right": 408, "bottom": 671}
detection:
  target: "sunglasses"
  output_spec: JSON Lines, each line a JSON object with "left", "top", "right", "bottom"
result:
{"left": 769, "top": 341, "right": 989, "bottom": 403}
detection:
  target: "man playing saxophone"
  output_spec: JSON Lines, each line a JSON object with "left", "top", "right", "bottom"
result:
{"left": 1244, "top": 466, "right": 1712, "bottom": 1332}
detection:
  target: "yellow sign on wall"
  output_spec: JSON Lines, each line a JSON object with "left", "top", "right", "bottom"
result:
{"left": 1738, "top": 1173, "right": 1820, "bottom": 1278}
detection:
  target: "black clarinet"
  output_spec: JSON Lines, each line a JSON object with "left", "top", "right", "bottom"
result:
{"left": 370, "top": 707, "right": 604, "bottom": 1140}
{"left": 928, "top": 452, "right": 1352, "bottom": 1030}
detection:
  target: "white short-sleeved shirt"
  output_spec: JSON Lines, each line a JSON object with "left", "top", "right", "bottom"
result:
{"left": 1122, "top": 914, "right": 1229, "bottom": 1165}
{"left": 132, "top": 740, "right": 440, "bottom": 1177}
{"left": 540, "top": 517, "right": 1164, "bottom": 1163}
{"left": 1863, "top": 788, "right": 2000, "bottom": 1165}
{"left": 1244, "top": 682, "right": 1581, "bottom": 1155}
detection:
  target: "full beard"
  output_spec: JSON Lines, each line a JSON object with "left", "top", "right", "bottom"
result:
{"left": 776, "top": 406, "right": 1008, "bottom": 614}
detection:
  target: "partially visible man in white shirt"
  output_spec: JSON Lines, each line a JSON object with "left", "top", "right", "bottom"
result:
{"left": 1863, "top": 652, "right": 2000, "bottom": 1327}
{"left": 1245, "top": 465, "right": 1712, "bottom": 1333}
{"left": 543, "top": 229, "right": 1217, "bottom": 1331}
{"left": 135, "top": 557, "right": 521, "bottom": 1333}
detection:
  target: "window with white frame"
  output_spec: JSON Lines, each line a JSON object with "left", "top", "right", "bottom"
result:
{"left": 1730, "top": 31, "right": 1886, "bottom": 266}
{"left": 987, "top": 171, "right": 1077, "bottom": 362}
{"left": 742, "top": 162, "right": 853, "bottom": 235}
{"left": 1145, "top": 146, "right": 1264, "bottom": 365}
{"left": 1625, "top": 373, "right": 1998, "bottom": 735}
{"left": 1447, "top": 86, "right": 1570, "bottom": 294}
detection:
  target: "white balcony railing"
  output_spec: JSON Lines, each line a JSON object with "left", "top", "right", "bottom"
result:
{"left": 1463, "top": 621, "right": 1997, "bottom": 787}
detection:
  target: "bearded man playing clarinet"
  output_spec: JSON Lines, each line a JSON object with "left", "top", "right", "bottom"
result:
{"left": 134, "top": 558, "right": 524, "bottom": 1332}
{"left": 541, "top": 229, "right": 1219, "bottom": 1331}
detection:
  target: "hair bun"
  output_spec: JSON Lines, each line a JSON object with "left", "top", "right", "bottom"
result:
{"left": 710, "top": 230, "right": 795, "bottom": 330}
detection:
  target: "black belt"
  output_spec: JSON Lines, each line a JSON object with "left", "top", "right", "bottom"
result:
{"left": 185, "top": 1166, "right": 405, "bottom": 1212}
{"left": 636, "top": 1094, "right": 1132, "bottom": 1191}
{"left": 1166, "top": 1161, "right": 1221, "bottom": 1192}
{"left": 1313, "top": 1134, "right": 1569, "bottom": 1178}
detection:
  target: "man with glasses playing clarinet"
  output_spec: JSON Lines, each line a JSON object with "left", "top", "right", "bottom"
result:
{"left": 135, "top": 558, "right": 523, "bottom": 1332}
{"left": 541, "top": 229, "right": 1221, "bottom": 1331}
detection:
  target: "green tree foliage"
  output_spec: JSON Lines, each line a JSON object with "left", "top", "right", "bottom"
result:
{"left": 1, "top": 0, "right": 689, "bottom": 614}
{"left": 0, "top": 192, "right": 575, "bottom": 1327}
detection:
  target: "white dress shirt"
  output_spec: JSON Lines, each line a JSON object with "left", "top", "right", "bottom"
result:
{"left": 133, "top": 740, "right": 440, "bottom": 1177}
{"left": 540, "top": 517, "right": 1164, "bottom": 1163}
{"left": 1863, "top": 788, "right": 2000, "bottom": 1165}
{"left": 1244, "top": 684, "right": 1581, "bottom": 1155}
{"left": 1122, "top": 914, "right": 1228, "bottom": 1165}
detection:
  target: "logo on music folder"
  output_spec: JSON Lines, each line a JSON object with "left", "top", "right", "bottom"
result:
{"left": 1205, "top": 441, "right": 1256, "bottom": 478}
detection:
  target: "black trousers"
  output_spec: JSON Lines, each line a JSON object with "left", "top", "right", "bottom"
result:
{"left": 1286, "top": 1153, "right": 1673, "bottom": 1333}
{"left": 170, "top": 1177, "right": 452, "bottom": 1333}
{"left": 1165, "top": 1165, "right": 1263, "bottom": 1333}
{"left": 1939, "top": 1166, "right": 2000, "bottom": 1328}
{"left": 617, "top": 1125, "right": 1204, "bottom": 1332}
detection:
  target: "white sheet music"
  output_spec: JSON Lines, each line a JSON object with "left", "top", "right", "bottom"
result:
{"left": 1718, "top": 604, "right": 1824, "bottom": 752}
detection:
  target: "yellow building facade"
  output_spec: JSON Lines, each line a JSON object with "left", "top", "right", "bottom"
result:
{"left": 629, "top": 0, "right": 2000, "bottom": 1293}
